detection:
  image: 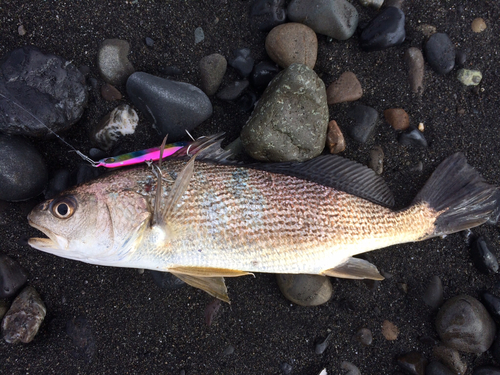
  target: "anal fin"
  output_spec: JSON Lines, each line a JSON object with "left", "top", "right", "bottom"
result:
{"left": 322, "top": 257, "right": 384, "bottom": 280}
{"left": 171, "top": 272, "right": 230, "bottom": 303}
{"left": 169, "top": 266, "right": 253, "bottom": 278}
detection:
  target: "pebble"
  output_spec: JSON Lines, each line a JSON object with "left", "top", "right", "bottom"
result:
{"left": 91, "top": 104, "right": 139, "bottom": 151}
{"left": 326, "top": 71, "right": 363, "bottom": 104}
{"left": 471, "top": 236, "right": 498, "bottom": 274}
{"left": 45, "top": 169, "right": 71, "bottom": 199}
{"left": 228, "top": 48, "right": 254, "bottom": 78}
{"left": 194, "top": 27, "right": 204, "bottom": 44}
{"left": 76, "top": 164, "right": 99, "bottom": 185}
{"left": 492, "top": 331, "right": 500, "bottom": 363}
{"left": 405, "top": 47, "right": 425, "bottom": 95}
{"left": 423, "top": 275, "right": 444, "bottom": 309}
{"left": 315, "top": 333, "right": 332, "bottom": 354}
{"left": 382, "top": 319, "right": 399, "bottom": 340}
{"left": 280, "top": 362, "right": 293, "bottom": 375}
{"left": 399, "top": 128, "right": 428, "bottom": 148}
{"left": 424, "top": 33, "right": 456, "bottom": 75}
{"left": 235, "top": 91, "right": 258, "bottom": 112}
{"left": 482, "top": 292, "right": 500, "bottom": 321}
{"left": 471, "top": 18, "right": 487, "bottom": 33}
{"left": 473, "top": 366, "right": 500, "bottom": 375}
{"left": 222, "top": 345, "right": 235, "bottom": 356}
{"left": 347, "top": 104, "right": 378, "bottom": 143}
{"left": 287, "top": 0, "right": 359, "bottom": 41}
{"left": 0, "top": 299, "right": 9, "bottom": 320}
{"left": 358, "top": 0, "right": 383, "bottom": 9}
{"left": 425, "top": 361, "right": 455, "bottom": 375}
{"left": 0, "top": 46, "right": 88, "bottom": 137}
{"left": 340, "top": 361, "right": 361, "bottom": 375}
{"left": 149, "top": 271, "right": 185, "bottom": 290}
{"left": 2, "top": 286, "right": 46, "bottom": 344}
{"left": 249, "top": 0, "right": 286, "bottom": 32}
{"left": 216, "top": 80, "right": 250, "bottom": 101}
{"left": 265, "top": 23, "right": 318, "bottom": 69}
{"left": 456, "top": 50, "right": 467, "bottom": 67}
{"left": 66, "top": 316, "right": 96, "bottom": 362}
{"left": 354, "top": 327, "right": 373, "bottom": 345}
{"left": 384, "top": 108, "right": 409, "bottom": 131}
{"left": 417, "top": 24, "right": 437, "bottom": 38}
{"left": 144, "top": 37, "right": 155, "bottom": 47}
{"left": 360, "top": 6, "right": 406, "bottom": 51}
{"left": 277, "top": 274, "right": 333, "bottom": 306}
{"left": 98, "top": 39, "right": 135, "bottom": 86}
{"left": 396, "top": 352, "right": 427, "bottom": 375}
{"left": 251, "top": 61, "right": 281, "bottom": 91}
{"left": 199, "top": 53, "right": 227, "bottom": 96}
{"left": 369, "top": 146, "right": 384, "bottom": 174}
{"left": 126, "top": 72, "right": 213, "bottom": 140}
{"left": 326, "top": 120, "right": 345, "bottom": 154}
{"left": 0, "top": 254, "right": 28, "bottom": 298}
{"left": 241, "top": 63, "right": 328, "bottom": 162}
{"left": 101, "top": 83, "right": 123, "bottom": 101}
{"left": 435, "top": 295, "right": 496, "bottom": 353}
{"left": 0, "top": 135, "right": 48, "bottom": 201}
{"left": 18, "top": 24, "right": 26, "bottom": 36}
{"left": 457, "top": 69, "right": 482, "bottom": 86}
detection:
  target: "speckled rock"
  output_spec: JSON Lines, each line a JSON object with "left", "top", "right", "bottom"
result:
{"left": 98, "top": 39, "right": 135, "bottom": 86}
{"left": 326, "top": 71, "right": 363, "bottom": 104}
{"left": 91, "top": 104, "right": 139, "bottom": 151}
{"left": 277, "top": 274, "right": 333, "bottom": 306}
{"left": 241, "top": 63, "right": 328, "bottom": 162}
{"left": 265, "top": 23, "right": 318, "bottom": 69}
{"left": 405, "top": 47, "right": 425, "bottom": 95}
{"left": 326, "top": 120, "right": 345, "bottom": 154}
{"left": 384, "top": 108, "right": 409, "bottom": 130}
{"left": 199, "top": 53, "right": 227, "bottom": 96}
{"left": 457, "top": 69, "right": 482, "bottom": 86}
{"left": 424, "top": 33, "right": 455, "bottom": 75}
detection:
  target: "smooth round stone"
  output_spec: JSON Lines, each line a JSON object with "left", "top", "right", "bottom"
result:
{"left": 251, "top": 61, "right": 281, "bottom": 90}
{"left": 149, "top": 271, "right": 185, "bottom": 290}
{"left": 433, "top": 345, "right": 467, "bottom": 375}
{"left": 249, "top": 0, "right": 286, "bottom": 31}
{"left": 426, "top": 361, "right": 455, "bottom": 375}
{"left": 265, "top": 23, "right": 318, "bottom": 69}
{"left": 424, "top": 33, "right": 455, "bottom": 75}
{"left": 457, "top": 69, "right": 482, "bottom": 86}
{"left": 384, "top": 108, "right": 409, "bottom": 130}
{"left": 326, "top": 120, "right": 345, "bottom": 154}
{"left": 473, "top": 366, "right": 500, "bottom": 375}
{"left": 144, "top": 37, "right": 155, "bottom": 47}
{"left": 471, "top": 18, "right": 487, "bottom": 33}
{"left": 228, "top": 48, "right": 254, "bottom": 78}
{"left": 382, "top": 319, "right": 399, "bottom": 340}
{"left": 360, "top": 6, "right": 406, "bottom": 51}
{"left": 216, "top": 80, "right": 249, "bottom": 101}
{"left": 0, "top": 135, "right": 48, "bottom": 201}
{"left": 287, "top": 0, "right": 359, "bottom": 41}
{"left": 341, "top": 361, "right": 361, "bottom": 375}
{"left": 436, "top": 294, "right": 496, "bottom": 353}
{"left": 404, "top": 47, "right": 425, "bottom": 95}
{"left": 396, "top": 352, "right": 427, "bottom": 375}
{"left": 399, "top": 128, "right": 428, "bottom": 147}
{"left": 98, "top": 39, "right": 135, "bottom": 86}
{"left": 100, "top": 83, "right": 122, "bottom": 101}
{"left": 0, "top": 46, "right": 88, "bottom": 137}
{"left": 355, "top": 328, "right": 373, "bottom": 345}
{"left": 369, "top": 146, "right": 384, "bottom": 175}
{"left": 347, "top": 104, "right": 378, "bottom": 143}
{"left": 423, "top": 275, "right": 443, "bottom": 309}
{"left": 277, "top": 274, "right": 332, "bottom": 306}
{"left": 91, "top": 104, "right": 139, "bottom": 151}
{"left": 199, "top": 53, "right": 227, "bottom": 96}
{"left": 194, "top": 27, "right": 204, "bottom": 44}
{"left": 326, "top": 71, "right": 363, "bottom": 104}
{"left": 2, "top": 286, "right": 46, "bottom": 344}
{"left": 0, "top": 254, "right": 28, "bottom": 298}
{"left": 127, "top": 72, "right": 213, "bottom": 140}
{"left": 66, "top": 316, "right": 96, "bottom": 362}
{"left": 241, "top": 63, "right": 328, "bottom": 162}
{"left": 471, "top": 236, "right": 498, "bottom": 274}
{"left": 482, "top": 292, "right": 500, "bottom": 320}
{"left": 45, "top": 169, "right": 71, "bottom": 199}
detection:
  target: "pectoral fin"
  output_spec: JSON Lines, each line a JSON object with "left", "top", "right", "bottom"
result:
{"left": 169, "top": 266, "right": 253, "bottom": 278}
{"left": 170, "top": 272, "right": 230, "bottom": 303}
{"left": 162, "top": 156, "right": 196, "bottom": 222}
{"left": 322, "top": 257, "right": 384, "bottom": 280}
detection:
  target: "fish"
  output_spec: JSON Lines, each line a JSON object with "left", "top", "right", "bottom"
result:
{"left": 27, "top": 134, "right": 499, "bottom": 303}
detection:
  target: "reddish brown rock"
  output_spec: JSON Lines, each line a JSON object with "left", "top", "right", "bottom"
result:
{"left": 101, "top": 83, "right": 122, "bottom": 101}
{"left": 326, "top": 120, "right": 345, "bottom": 153}
{"left": 326, "top": 71, "right": 362, "bottom": 104}
{"left": 384, "top": 108, "right": 409, "bottom": 130}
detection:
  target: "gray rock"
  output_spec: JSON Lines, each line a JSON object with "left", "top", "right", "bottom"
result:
{"left": 423, "top": 275, "right": 444, "bottom": 309}
{"left": 436, "top": 295, "right": 496, "bottom": 353}
{"left": 91, "top": 104, "right": 139, "bottom": 151}
{"left": 405, "top": 47, "right": 425, "bottom": 94}
{"left": 0, "top": 135, "right": 48, "bottom": 201}
{"left": 341, "top": 361, "right": 361, "bottom": 375}
{"left": 126, "top": 72, "right": 213, "bottom": 140}
{"left": 425, "top": 361, "right": 455, "bottom": 375}
{"left": 98, "top": 39, "right": 135, "bottom": 86}
{"left": 2, "top": 286, "right": 47, "bottom": 344}
{"left": 241, "top": 63, "right": 328, "bottom": 162}
{"left": 276, "top": 274, "right": 332, "bottom": 306}
{"left": 194, "top": 27, "right": 204, "bottom": 44}
{"left": 0, "top": 254, "right": 28, "bottom": 298}
{"left": 354, "top": 328, "right": 373, "bottom": 345}
{"left": 287, "top": 0, "right": 359, "bottom": 41}
{"left": 216, "top": 80, "right": 249, "bottom": 101}
{"left": 358, "top": 0, "right": 384, "bottom": 9}
{"left": 0, "top": 46, "right": 88, "bottom": 137}
{"left": 347, "top": 104, "right": 378, "bottom": 143}
{"left": 199, "top": 53, "right": 227, "bottom": 96}
{"left": 399, "top": 127, "right": 428, "bottom": 147}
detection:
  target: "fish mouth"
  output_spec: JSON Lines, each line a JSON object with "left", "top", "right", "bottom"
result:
{"left": 28, "top": 220, "right": 68, "bottom": 252}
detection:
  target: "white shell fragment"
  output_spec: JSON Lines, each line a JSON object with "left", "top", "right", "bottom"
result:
{"left": 92, "top": 104, "right": 139, "bottom": 151}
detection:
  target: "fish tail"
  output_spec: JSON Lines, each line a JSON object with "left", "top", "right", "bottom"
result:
{"left": 413, "top": 152, "right": 499, "bottom": 239}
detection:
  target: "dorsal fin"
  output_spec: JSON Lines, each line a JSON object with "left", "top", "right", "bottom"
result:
{"left": 171, "top": 132, "right": 234, "bottom": 162}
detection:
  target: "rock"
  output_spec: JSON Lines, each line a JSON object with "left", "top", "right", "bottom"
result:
{"left": 280, "top": 362, "right": 293, "bottom": 375}
{"left": 149, "top": 271, "right": 185, "bottom": 290}
{"left": 144, "top": 37, "right": 155, "bottom": 47}
{"left": 425, "top": 361, "right": 455, "bottom": 375}
{"left": 76, "top": 164, "right": 99, "bottom": 185}
{"left": 277, "top": 274, "right": 332, "bottom": 306}
{"left": 66, "top": 316, "right": 96, "bottom": 362}
{"left": 341, "top": 361, "right": 361, "bottom": 375}
{"left": 228, "top": 48, "right": 254, "bottom": 78}
{"left": 326, "top": 71, "right": 363, "bottom": 104}
{"left": 199, "top": 53, "right": 227, "bottom": 96}
{"left": 456, "top": 50, "right": 467, "bottom": 67}
{"left": 241, "top": 63, "right": 328, "bottom": 162}
{"left": 457, "top": 69, "right": 482, "bottom": 86}
{"left": 473, "top": 366, "right": 500, "bottom": 375}
{"left": 91, "top": 104, "right": 139, "bottom": 151}
{"left": 100, "top": 83, "right": 122, "bottom": 101}
{"left": 0, "top": 254, "right": 28, "bottom": 298}
{"left": 127, "top": 72, "right": 213, "bottom": 140}
{"left": 492, "top": 330, "right": 500, "bottom": 363}
{"left": 315, "top": 333, "right": 332, "bottom": 354}
{"left": 18, "top": 25, "right": 26, "bottom": 36}
{"left": 435, "top": 295, "right": 496, "bottom": 353}
{"left": 97, "top": 39, "right": 135, "bottom": 86}
{"left": 45, "top": 169, "right": 71, "bottom": 199}
{"left": 399, "top": 128, "right": 428, "bottom": 147}
{"left": 0, "top": 299, "right": 9, "bottom": 320}
{"left": 347, "top": 104, "right": 378, "bottom": 143}
{"left": 0, "top": 46, "right": 88, "bottom": 137}
{"left": 326, "top": 120, "right": 345, "bottom": 154}
{"left": 249, "top": 0, "right": 286, "bottom": 32}
{"left": 251, "top": 61, "right": 281, "bottom": 90}
{"left": 194, "top": 27, "right": 204, "bottom": 44}
{"left": 384, "top": 108, "right": 409, "bottom": 130}
{"left": 423, "top": 275, "right": 444, "bottom": 309}
{"left": 360, "top": 6, "right": 406, "bottom": 51}
{"left": 222, "top": 345, "right": 235, "bottom": 356}
{"left": 417, "top": 24, "right": 437, "bottom": 38}
{"left": 287, "top": 0, "right": 359, "bottom": 41}
{"left": 482, "top": 292, "right": 500, "bottom": 321}
{"left": 235, "top": 91, "right": 258, "bottom": 112}
{"left": 216, "top": 80, "right": 250, "bottom": 101}
{"left": 2, "top": 286, "right": 46, "bottom": 344}
{"left": 471, "top": 236, "right": 498, "bottom": 274}
{"left": 471, "top": 18, "right": 487, "bottom": 33}
{"left": 354, "top": 328, "right": 373, "bottom": 345}
{"left": 396, "top": 352, "right": 427, "bottom": 375}
{"left": 405, "top": 47, "right": 425, "bottom": 95}
{"left": 0, "top": 135, "right": 48, "bottom": 201}
{"left": 382, "top": 320, "right": 399, "bottom": 340}
{"left": 369, "top": 146, "right": 384, "bottom": 174}
{"left": 265, "top": 23, "right": 318, "bottom": 69}
{"left": 358, "top": 0, "right": 384, "bottom": 9}
{"left": 424, "top": 33, "right": 455, "bottom": 75}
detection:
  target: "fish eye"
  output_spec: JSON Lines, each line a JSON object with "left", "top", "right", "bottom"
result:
{"left": 50, "top": 196, "right": 77, "bottom": 219}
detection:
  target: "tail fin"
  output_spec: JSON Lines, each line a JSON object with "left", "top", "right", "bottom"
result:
{"left": 413, "top": 153, "right": 499, "bottom": 238}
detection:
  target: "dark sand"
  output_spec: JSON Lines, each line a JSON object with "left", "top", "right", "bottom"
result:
{"left": 1, "top": 1, "right": 500, "bottom": 374}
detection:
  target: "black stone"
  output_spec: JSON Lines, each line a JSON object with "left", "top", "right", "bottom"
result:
{"left": 456, "top": 50, "right": 467, "bottom": 67}
{"left": 149, "top": 271, "right": 186, "bottom": 290}
{"left": 66, "top": 316, "right": 96, "bottom": 362}
{"left": 347, "top": 104, "right": 378, "bottom": 143}
{"left": 396, "top": 351, "right": 427, "bottom": 375}
{"left": 235, "top": 91, "right": 258, "bottom": 112}
{"left": 482, "top": 292, "right": 500, "bottom": 320}
{"left": 76, "top": 164, "right": 100, "bottom": 185}
{"left": 216, "top": 80, "right": 250, "bottom": 101}
{"left": 471, "top": 236, "right": 498, "bottom": 274}
{"left": 251, "top": 61, "right": 281, "bottom": 90}
{"left": 424, "top": 33, "right": 456, "bottom": 75}
{"left": 425, "top": 361, "right": 455, "bottom": 375}
{"left": 360, "top": 7, "right": 405, "bottom": 51}
{"left": 423, "top": 275, "right": 444, "bottom": 309}
{"left": 492, "top": 330, "right": 500, "bottom": 363}
{"left": 250, "top": 0, "right": 286, "bottom": 32}
{"left": 399, "top": 127, "right": 428, "bottom": 147}
{"left": 0, "top": 254, "right": 28, "bottom": 298}
{"left": 473, "top": 366, "right": 500, "bottom": 375}
{"left": 45, "top": 169, "right": 71, "bottom": 200}
{"left": 228, "top": 48, "right": 255, "bottom": 78}
{"left": 145, "top": 37, "right": 155, "bottom": 47}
